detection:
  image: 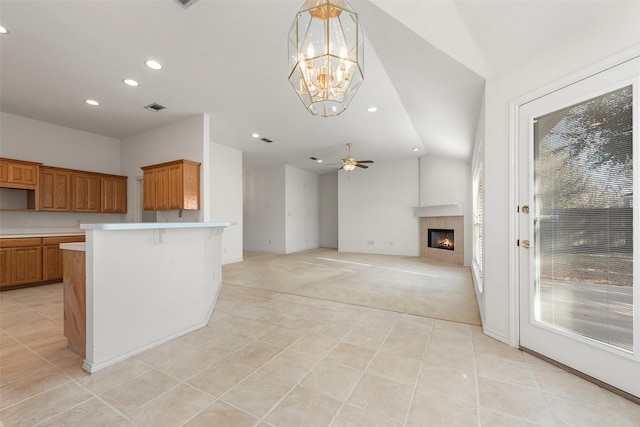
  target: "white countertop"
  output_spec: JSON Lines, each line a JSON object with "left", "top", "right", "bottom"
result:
{"left": 81, "top": 222, "right": 235, "bottom": 230}
{"left": 0, "top": 227, "right": 84, "bottom": 239}
{"left": 60, "top": 242, "right": 86, "bottom": 252}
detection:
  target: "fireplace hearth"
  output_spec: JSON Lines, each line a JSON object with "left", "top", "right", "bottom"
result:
{"left": 428, "top": 229, "right": 455, "bottom": 251}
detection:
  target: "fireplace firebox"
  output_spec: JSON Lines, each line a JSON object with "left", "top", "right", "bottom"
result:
{"left": 428, "top": 229, "right": 454, "bottom": 251}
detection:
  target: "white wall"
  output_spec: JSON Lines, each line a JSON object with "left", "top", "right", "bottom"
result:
{"left": 0, "top": 112, "right": 122, "bottom": 174}
{"left": 480, "top": 4, "right": 640, "bottom": 344}
{"left": 419, "top": 155, "right": 472, "bottom": 266}
{"left": 285, "top": 165, "right": 319, "bottom": 253}
{"left": 243, "top": 164, "right": 286, "bottom": 253}
{"left": 338, "top": 158, "right": 420, "bottom": 256}
{"left": 209, "top": 142, "right": 243, "bottom": 264}
{"left": 0, "top": 112, "right": 124, "bottom": 228}
{"left": 120, "top": 114, "right": 207, "bottom": 224}
{"left": 319, "top": 172, "right": 338, "bottom": 248}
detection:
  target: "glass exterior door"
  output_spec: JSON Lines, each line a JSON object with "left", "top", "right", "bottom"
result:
{"left": 518, "top": 57, "right": 640, "bottom": 398}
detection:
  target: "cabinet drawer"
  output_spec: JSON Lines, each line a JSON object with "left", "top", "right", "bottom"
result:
{"left": 0, "top": 238, "right": 42, "bottom": 248}
{"left": 42, "top": 236, "right": 85, "bottom": 246}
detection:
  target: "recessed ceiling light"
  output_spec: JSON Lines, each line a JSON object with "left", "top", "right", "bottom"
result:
{"left": 412, "top": 147, "right": 419, "bottom": 152}
{"left": 0, "top": 25, "right": 9, "bottom": 34}
{"left": 145, "top": 59, "right": 163, "bottom": 70}
{"left": 367, "top": 106, "right": 378, "bottom": 113}
{"left": 317, "top": 159, "right": 323, "bottom": 163}
{"left": 123, "top": 78, "right": 139, "bottom": 87}
{"left": 85, "top": 99, "right": 100, "bottom": 106}
{"left": 251, "top": 133, "right": 260, "bottom": 138}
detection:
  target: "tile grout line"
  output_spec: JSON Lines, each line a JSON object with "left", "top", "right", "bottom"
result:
{"left": 327, "top": 312, "right": 402, "bottom": 427}
{"left": 179, "top": 295, "right": 352, "bottom": 426}
{"left": 401, "top": 320, "right": 433, "bottom": 427}
{"left": 472, "top": 330, "right": 483, "bottom": 427}
{"left": 252, "top": 311, "right": 371, "bottom": 426}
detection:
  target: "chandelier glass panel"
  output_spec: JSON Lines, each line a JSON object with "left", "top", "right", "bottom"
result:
{"left": 288, "top": 0, "right": 364, "bottom": 117}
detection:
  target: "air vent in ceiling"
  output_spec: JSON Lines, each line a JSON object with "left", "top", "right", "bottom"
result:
{"left": 144, "top": 103, "right": 166, "bottom": 112}
{"left": 174, "top": 0, "right": 199, "bottom": 9}
{"left": 260, "top": 137, "right": 273, "bottom": 143}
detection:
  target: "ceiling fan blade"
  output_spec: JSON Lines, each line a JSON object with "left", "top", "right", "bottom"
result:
{"left": 357, "top": 160, "right": 374, "bottom": 163}
{"left": 356, "top": 164, "right": 369, "bottom": 169}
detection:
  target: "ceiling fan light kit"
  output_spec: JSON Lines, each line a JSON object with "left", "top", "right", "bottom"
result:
{"left": 339, "top": 143, "right": 373, "bottom": 171}
{"left": 288, "top": 0, "right": 364, "bottom": 117}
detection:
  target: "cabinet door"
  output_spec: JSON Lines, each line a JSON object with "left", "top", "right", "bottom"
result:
{"left": 182, "top": 161, "right": 200, "bottom": 210}
{"left": 42, "top": 245, "right": 63, "bottom": 281}
{"left": 101, "top": 176, "right": 127, "bottom": 213}
{"left": 11, "top": 246, "right": 42, "bottom": 285}
{"left": 0, "top": 248, "right": 11, "bottom": 287}
{"left": 143, "top": 169, "right": 156, "bottom": 210}
{"left": 8, "top": 163, "right": 38, "bottom": 186}
{"left": 40, "top": 169, "right": 71, "bottom": 211}
{"left": 0, "top": 160, "right": 8, "bottom": 184}
{"left": 167, "top": 164, "right": 184, "bottom": 209}
{"left": 155, "top": 167, "right": 170, "bottom": 210}
{"left": 72, "top": 173, "right": 101, "bottom": 212}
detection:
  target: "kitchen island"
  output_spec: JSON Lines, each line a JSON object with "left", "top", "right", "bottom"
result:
{"left": 61, "top": 222, "right": 232, "bottom": 373}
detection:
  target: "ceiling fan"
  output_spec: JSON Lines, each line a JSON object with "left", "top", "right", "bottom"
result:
{"left": 338, "top": 143, "right": 374, "bottom": 171}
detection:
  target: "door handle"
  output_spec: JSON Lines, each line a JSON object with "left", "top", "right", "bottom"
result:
{"left": 521, "top": 240, "right": 530, "bottom": 248}
{"left": 521, "top": 205, "right": 529, "bottom": 214}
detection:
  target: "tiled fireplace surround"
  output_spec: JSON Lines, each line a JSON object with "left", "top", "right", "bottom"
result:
{"left": 419, "top": 215, "right": 464, "bottom": 266}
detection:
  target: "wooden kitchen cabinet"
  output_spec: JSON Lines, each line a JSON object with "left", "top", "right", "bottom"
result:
{"left": 101, "top": 175, "right": 127, "bottom": 213}
{"left": 141, "top": 159, "right": 200, "bottom": 211}
{"left": 0, "top": 235, "right": 85, "bottom": 288}
{"left": 0, "top": 238, "right": 43, "bottom": 287}
{"left": 71, "top": 172, "right": 101, "bottom": 212}
{"left": 0, "top": 159, "right": 7, "bottom": 183}
{"left": 0, "top": 248, "right": 11, "bottom": 287}
{"left": 0, "top": 158, "right": 41, "bottom": 189}
{"left": 12, "top": 246, "right": 43, "bottom": 285}
{"left": 43, "top": 236, "right": 86, "bottom": 281}
{"left": 40, "top": 167, "right": 72, "bottom": 211}
{"left": 143, "top": 169, "right": 157, "bottom": 211}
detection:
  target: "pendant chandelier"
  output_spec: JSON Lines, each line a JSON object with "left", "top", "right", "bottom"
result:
{"left": 288, "top": 0, "right": 364, "bottom": 117}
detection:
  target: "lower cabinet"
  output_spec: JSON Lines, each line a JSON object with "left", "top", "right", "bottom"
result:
{"left": 12, "top": 246, "right": 42, "bottom": 285}
{"left": 43, "top": 236, "right": 85, "bottom": 281}
{"left": 0, "top": 235, "right": 85, "bottom": 288}
{"left": 0, "top": 248, "right": 11, "bottom": 287}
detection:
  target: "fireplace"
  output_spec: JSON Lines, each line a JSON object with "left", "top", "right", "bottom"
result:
{"left": 428, "top": 229, "right": 455, "bottom": 251}
{"left": 420, "top": 215, "right": 463, "bottom": 265}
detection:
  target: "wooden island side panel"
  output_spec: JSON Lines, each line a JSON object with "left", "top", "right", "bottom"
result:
{"left": 63, "top": 249, "right": 86, "bottom": 357}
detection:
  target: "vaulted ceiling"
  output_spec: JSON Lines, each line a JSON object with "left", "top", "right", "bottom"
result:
{"left": 0, "top": 0, "right": 617, "bottom": 172}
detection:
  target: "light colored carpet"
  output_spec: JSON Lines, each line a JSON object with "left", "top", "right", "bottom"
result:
{"left": 222, "top": 248, "right": 481, "bottom": 325}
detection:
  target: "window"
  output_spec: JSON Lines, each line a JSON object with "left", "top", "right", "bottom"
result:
{"left": 472, "top": 143, "right": 484, "bottom": 291}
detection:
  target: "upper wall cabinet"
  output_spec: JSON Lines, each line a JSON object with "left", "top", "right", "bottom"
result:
{"left": 1, "top": 157, "right": 127, "bottom": 213}
{"left": 40, "top": 167, "right": 72, "bottom": 211}
{"left": 101, "top": 175, "right": 127, "bottom": 213}
{"left": 71, "top": 172, "right": 101, "bottom": 213}
{"left": 0, "top": 158, "right": 41, "bottom": 190}
{"left": 141, "top": 159, "right": 201, "bottom": 211}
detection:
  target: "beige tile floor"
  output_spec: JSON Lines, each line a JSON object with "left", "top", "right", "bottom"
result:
{"left": 1, "top": 280, "right": 640, "bottom": 426}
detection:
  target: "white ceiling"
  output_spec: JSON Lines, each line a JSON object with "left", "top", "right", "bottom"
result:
{"left": 0, "top": 0, "right": 617, "bottom": 173}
